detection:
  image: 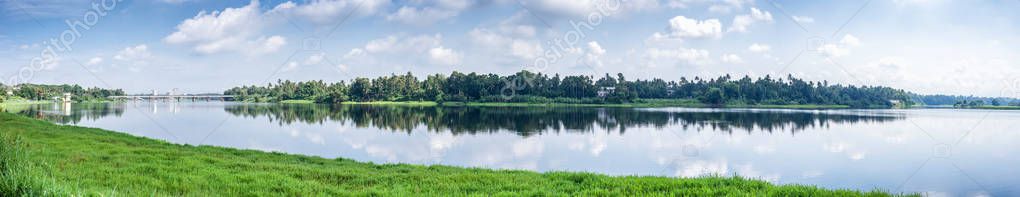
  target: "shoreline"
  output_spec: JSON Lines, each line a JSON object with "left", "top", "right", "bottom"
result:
{"left": 279, "top": 99, "right": 855, "bottom": 109}
{"left": 0, "top": 113, "right": 908, "bottom": 196}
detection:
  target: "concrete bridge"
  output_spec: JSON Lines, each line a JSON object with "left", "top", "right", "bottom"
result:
{"left": 108, "top": 95, "right": 235, "bottom": 101}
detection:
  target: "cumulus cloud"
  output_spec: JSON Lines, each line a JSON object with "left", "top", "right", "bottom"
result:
{"left": 840, "top": 34, "right": 861, "bottom": 46}
{"left": 86, "top": 57, "right": 103, "bottom": 66}
{"left": 342, "top": 34, "right": 462, "bottom": 67}
{"left": 649, "top": 16, "right": 722, "bottom": 42}
{"left": 667, "top": 0, "right": 754, "bottom": 13}
{"left": 579, "top": 41, "right": 607, "bottom": 67}
{"left": 158, "top": 0, "right": 195, "bottom": 4}
{"left": 303, "top": 52, "right": 327, "bottom": 65}
{"left": 518, "top": 0, "right": 658, "bottom": 18}
{"left": 269, "top": 0, "right": 391, "bottom": 24}
{"left": 817, "top": 34, "right": 861, "bottom": 57}
{"left": 643, "top": 47, "right": 711, "bottom": 67}
{"left": 748, "top": 43, "right": 771, "bottom": 53}
{"left": 721, "top": 54, "right": 743, "bottom": 64}
{"left": 281, "top": 61, "right": 300, "bottom": 72}
{"left": 469, "top": 27, "right": 544, "bottom": 61}
{"left": 729, "top": 7, "right": 773, "bottom": 33}
{"left": 114, "top": 45, "right": 151, "bottom": 61}
{"left": 428, "top": 46, "right": 463, "bottom": 66}
{"left": 387, "top": 7, "right": 458, "bottom": 26}
{"left": 792, "top": 16, "right": 815, "bottom": 24}
{"left": 684, "top": 0, "right": 756, "bottom": 13}
{"left": 164, "top": 1, "right": 287, "bottom": 55}
{"left": 386, "top": 0, "right": 472, "bottom": 25}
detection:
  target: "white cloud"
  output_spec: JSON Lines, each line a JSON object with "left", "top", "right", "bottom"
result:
{"left": 511, "top": 40, "right": 543, "bottom": 60}
{"left": 729, "top": 7, "right": 773, "bottom": 33}
{"left": 817, "top": 34, "right": 861, "bottom": 57}
{"left": 671, "top": 0, "right": 754, "bottom": 13}
{"left": 158, "top": 0, "right": 195, "bottom": 4}
{"left": 385, "top": 0, "right": 473, "bottom": 25}
{"left": 363, "top": 34, "right": 442, "bottom": 53}
{"left": 281, "top": 61, "right": 299, "bottom": 72}
{"left": 587, "top": 41, "right": 606, "bottom": 55}
{"left": 86, "top": 57, "right": 103, "bottom": 66}
{"left": 428, "top": 46, "right": 463, "bottom": 66}
{"left": 649, "top": 16, "right": 722, "bottom": 42}
{"left": 748, "top": 43, "right": 771, "bottom": 53}
{"left": 469, "top": 27, "right": 544, "bottom": 61}
{"left": 269, "top": 0, "right": 390, "bottom": 24}
{"left": 387, "top": 7, "right": 458, "bottom": 26}
{"left": 792, "top": 16, "right": 815, "bottom": 24}
{"left": 519, "top": 0, "right": 658, "bottom": 18}
{"left": 343, "top": 34, "right": 462, "bottom": 67}
{"left": 114, "top": 45, "right": 151, "bottom": 61}
{"left": 580, "top": 41, "right": 607, "bottom": 67}
{"left": 164, "top": 1, "right": 286, "bottom": 55}
{"left": 303, "top": 52, "right": 326, "bottom": 65}
{"left": 817, "top": 44, "right": 848, "bottom": 57}
{"left": 721, "top": 54, "right": 743, "bottom": 64}
{"left": 644, "top": 47, "right": 711, "bottom": 67}
{"left": 253, "top": 36, "right": 288, "bottom": 54}
{"left": 667, "top": 0, "right": 754, "bottom": 12}
{"left": 840, "top": 34, "right": 861, "bottom": 46}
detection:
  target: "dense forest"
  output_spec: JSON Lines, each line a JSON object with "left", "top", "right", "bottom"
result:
{"left": 0, "top": 83, "right": 125, "bottom": 103}
{"left": 225, "top": 71, "right": 916, "bottom": 108}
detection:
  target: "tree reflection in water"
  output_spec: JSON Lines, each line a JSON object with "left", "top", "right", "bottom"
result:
{"left": 222, "top": 104, "right": 903, "bottom": 136}
{"left": 5, "top": 103, "right": 903, "bottom": 136}
{"left": 5, "top": 103, "right": 125, "bottom": 124}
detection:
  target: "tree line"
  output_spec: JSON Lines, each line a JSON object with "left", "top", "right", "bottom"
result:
{"left": 919, "top": 94, "right": 1020, "bottom": 107}
{"left": 0, "top": 83, "right": 126, "bottom": 103}
{"left": 224, "top": 71, "right": 916, "bottom": 108}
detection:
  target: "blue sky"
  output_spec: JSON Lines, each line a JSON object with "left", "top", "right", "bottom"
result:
{"left": 1, "top": 0, "right": 1019, "bottom": 97}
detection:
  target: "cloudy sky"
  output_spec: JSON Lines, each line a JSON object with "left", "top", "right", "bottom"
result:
{"left": 1, "top": 0, "right": 1018, "bottom": 96}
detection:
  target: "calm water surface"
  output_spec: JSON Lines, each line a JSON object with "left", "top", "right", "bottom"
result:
{"left": 6, "top": 102, "right": 1019, "bottom": 196}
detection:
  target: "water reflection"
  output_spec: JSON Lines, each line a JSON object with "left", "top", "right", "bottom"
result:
{"left": 5, "top": 103, "right": 125, "bottom": 124}
{"left": 225, "top": 104, "right": 901, "bottom": 136}
{"left": 6, "top": 103, "right": 903, "bottom": 135}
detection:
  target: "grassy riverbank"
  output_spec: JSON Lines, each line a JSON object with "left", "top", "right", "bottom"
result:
{"left": 0, "top": 113, "right": 906, "bottom": 196}
{"left": 973, "top": 106, "right": 1020, "bottom": 110}
{"left": 0, "top": 100, "right": 52, "bottom": 107}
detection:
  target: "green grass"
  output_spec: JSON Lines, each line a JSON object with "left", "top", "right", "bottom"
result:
{"left": 341, "top": 101, "right": 441, "bottom": 106}
{"left": 0, "top": 100, "right": 52, "bottom": 107}
{"left": 279, "top": 99, "right": 316, "bottom": 104}
{"left": 0, "top": 113, "right": 912, "bottom": 196}
{"left": 725, "top": 104, "right": 851, "bottom": 110}
{"left": 973, "top": 105, "right": 1020, "bottom": 110}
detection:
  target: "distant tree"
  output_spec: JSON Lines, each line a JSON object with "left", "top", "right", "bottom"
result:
{"left": 349, "top": 78, "right": 372, "bottom": 101}
{"left": 699, "top": 88, "right": 726, "bottom": 106}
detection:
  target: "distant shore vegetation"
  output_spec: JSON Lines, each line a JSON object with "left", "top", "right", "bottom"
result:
{"left": 226, "top": 71, "right": 916, "bottom": 109}
{"left": 0, "top": 84, "right": 124, "bottom": 103}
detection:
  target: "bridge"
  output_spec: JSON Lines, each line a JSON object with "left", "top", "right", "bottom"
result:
{"left": 108, "top": 88, "right": 235, "bottom": 101}
{"left": 108, "top": 95, "right": 235, "bottom": 101}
